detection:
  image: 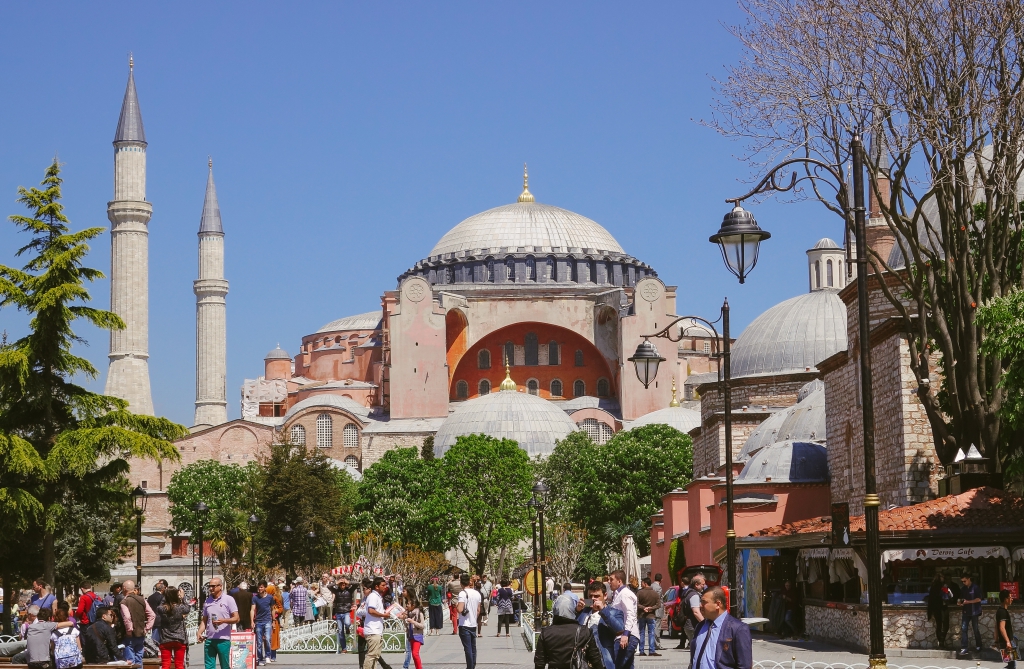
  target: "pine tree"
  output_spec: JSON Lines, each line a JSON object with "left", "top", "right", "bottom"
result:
{"left": 0, "top": 160, "right": 185, "bottom": 626}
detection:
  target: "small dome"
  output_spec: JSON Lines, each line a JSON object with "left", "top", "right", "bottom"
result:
{"left": 428, "top": 202, "right": 624, "bottom": 258}
{"left": 434, "top": 390, "right": 579, "bottom": 458}
{"left": 284, "top": 394, "right": 372, "bottom": 421}
{"left": 730, "top": 290, "right": 847, "bottom": 379}
{"left": 317, "top": 311, "right": 382, "bottom": 334}
{"left": 738, "top": 441, "right": 829, "bottom": 483}
{"left": 739, "top": 380, "right": 825, "bottom": 462}
{"left": 811, "top": 238, "right": 840, "bottom": 250}
{"left": 327, "top": 459, "right": 363, "bottom": 482}
{"left": 265, "top": 346, "right": 291, "bottom": 361}
{"left": 678, "top": 318, "right": 715, "bottom": 339}
{"left": 629, "top": 407, "right": 701, "bottom": 434}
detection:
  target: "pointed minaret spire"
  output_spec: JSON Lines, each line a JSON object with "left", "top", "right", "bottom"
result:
{"left": 199, "top": 158, "right": 223, "bottom": 234}
{"left": 114, "top": 55, "right": 146, "bottom": 143}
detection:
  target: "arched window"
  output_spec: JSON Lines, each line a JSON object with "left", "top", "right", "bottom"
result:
{"left": 573, "top": 379, "right": 585, "bottom": 397}
{"left": 574, "top": 350, "right": 584, "bottom": 367}
{"left": 343, "top": 423, "right": 359, "bottom": 448}
{"left": 815, "top": 260, "right": 821, "bottom": 288}
{"left": 486, "top": 258, "right": 495, "bottom": 283}
{"left": 316, "top": 414, "right": 333, "bottom": 448}
{"left": 479, "top": 379, "right": 491, "bottom": 395}
{"left": 290, "top": 424, "right": 306, "bottom": 446}
{"left": 546, "top": 257, "right": 555, "bottom": 281}
{"left": 827, "top": 259, "right": 834, "bottom": 287}
{"left": 527, "top": 379, "right": 539, "bottom": 395}
{"left": 456, "top": 380, "right": 469, "bottom": 399}
{"left": 445, "top": 266, "right": 454, "bottom": 284}
{"left": 478, "top": 349, "right": 491, "bottom": 369}
{"left": 580, "top": 418, "right": 612, "bottom": 444}
{"left": 526, "top": 257, "right": 536, "bottom": 281}
{"left": 549, "top": 341, "right": 560, "bottom": 365}
{"left": 344, "top": 455, "right": 360, "bottom": 471}
{"left": 597, "top": 378, "right": 610, "bottom": 397}
{"left": 588, "top": 259, "right": 597, "bottom": 283}
{"left": 505, "top": 257, "right": 515, "bottom": 282}
{"left": 525, "top": 333, "right": 539, "bottom": 366}
{"left": 505, "top": 341, "right": 515, "bottom": 367}
{"left": 550, "top": 379, "right": 563, "bottom": 397}
{"left": 567, "top": 257, "right": 577, "bottom": 282}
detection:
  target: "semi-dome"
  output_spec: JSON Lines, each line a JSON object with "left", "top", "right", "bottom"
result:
{"left": 284, "top": 394, "right": 372, "bottom": 422}
{"left": 738, "top": 380, "right": 825, "bottom": 462}
{"left": 737, "top": 441, "right": 829, "bottom": 483}
{"left": 730, "top": 290, "right": 847, "bottom": 379}
{"left": 811, "top": 238, "right": 840, "bottom": 250}
{"left": 433, "top": 383, "right": 579, "bottom": 459}
{"left": 317, "top": 311, "right": 382, "bottom": 334}
{"left": 429, "top": 202, "right": 624, "bottom": 259}
{"left": 265, "top": 345, "right": 291, "bottom": 361}
{"left": 629, "top": 406, "right": 701, "bottom": 434}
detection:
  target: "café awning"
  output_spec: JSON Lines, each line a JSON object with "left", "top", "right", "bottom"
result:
{"left": 881, "top": 546, "right": 1011, "bottom": 573}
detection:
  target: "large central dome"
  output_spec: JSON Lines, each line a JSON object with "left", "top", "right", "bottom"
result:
{"left": 429, "top": 202, "right": 624, "bottom": 259}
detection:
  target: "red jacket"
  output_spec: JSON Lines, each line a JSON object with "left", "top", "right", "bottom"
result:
{"left": 75, "top": 591, "right": 99, "bottom": 624}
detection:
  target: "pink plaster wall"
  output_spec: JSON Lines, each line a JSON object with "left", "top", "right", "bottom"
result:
{"left": 619, "top": 278, "right": 675, "bottom": 420}
{"left": 387, "top": 277, "right": 450, "bottom": 418}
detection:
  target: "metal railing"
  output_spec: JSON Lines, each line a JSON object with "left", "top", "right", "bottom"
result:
{"left": 754, "top": 661, "right": 986, "bottom": 669}
{"left": 278, "top": 617, "right": 406, "bottom": 653}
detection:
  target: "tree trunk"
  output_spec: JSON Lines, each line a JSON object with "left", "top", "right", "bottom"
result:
{"left": 497, "top": 546, "right": 507, "bottom": 578}
{"left": 44, "top": 530, "right": 56, "bottom": 586}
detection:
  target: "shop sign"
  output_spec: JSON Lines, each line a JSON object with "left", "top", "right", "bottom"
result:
{"left": 882, "top": 546, "right": 1011, "bottom": 570}
{"left": 1002, "top": 582, "right": 1020, "bottom": 600}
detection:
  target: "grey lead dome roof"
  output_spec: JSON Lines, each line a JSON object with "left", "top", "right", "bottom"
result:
{"left": 433, "top": 390, "right": 579, "bottom": 458}
{"left": 317, "top": 311, "right": 383, "bottom": 334}
{"left": 730, "top": 290, "right": 847, "bottom": 379}
{"left": 265, "top": 345, "right": 291, "bottom": 361}
{"left": 629, "top": 406, "right": 701, "bottom": 434}
{"left": 738, "top": 380, "right": 825, "bottom": 462}
{"left": 114, "top": 65, "right": 146, "bottom": 144}
{"left": 429, "top": 202, "right": 624, "bottom": 259}
{"left": 737, "top": 441, "right": 829, "bottom": 483}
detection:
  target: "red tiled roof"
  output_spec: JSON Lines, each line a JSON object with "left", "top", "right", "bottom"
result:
{"left": 749, "top": 487, "right": 1024, "bottom": 537}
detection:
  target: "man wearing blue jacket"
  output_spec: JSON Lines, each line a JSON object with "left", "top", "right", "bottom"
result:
{"left": 578, "top": 581, "right": 625, "bottom": 669}
{"left": 690, "top": 587, "right": 751, "bottom": 669}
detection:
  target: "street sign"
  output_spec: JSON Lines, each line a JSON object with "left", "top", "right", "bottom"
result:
{"left": 523, "top": 568, "right": 543, "bottom": 596}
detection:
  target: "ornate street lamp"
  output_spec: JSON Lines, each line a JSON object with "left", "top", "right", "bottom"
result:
{"left": 283, "top": 525, "right": 294, "bottom": 585}
{"left": 627, "top": 340, "right": 666, "bottom": 389}
{"left": 527, "top": 498, "right": 540, "bottom": 630}
{"left": 532, "top": 481, "right": 549, "bottom": 625}
{"left": 131, "top": 486, "right": 148, "bottom": 587}
{"left": 248, "top": 514, "right": 260, "bottom": 578}
{"left": 191, "top": 501, "right": 209, "bottom": 599}
{"left": 629, "top": 309, "right": 736, "bottom": 617}
{"left": 717, "top": 134, "right": 886, "bottom": 667}
{"left": 709, "top": 204, "right": 771, "bottom": 284}
{"left": 306, "top": 531, "right": 317, "bottom": 577}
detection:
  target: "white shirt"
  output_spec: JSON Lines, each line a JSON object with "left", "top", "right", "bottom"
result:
{"left": 611, "top": 585, "right": 639, "bottom": 639}
{"left": 457, "top": 588, "right": 482, "bottom": 628}
{"left": 364, "top": 591, "right": 385, "bottom": 635}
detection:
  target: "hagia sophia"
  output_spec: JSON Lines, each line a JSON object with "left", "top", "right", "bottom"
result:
{"left": 105, "top": 62, "right": 1023, "bottom": 650}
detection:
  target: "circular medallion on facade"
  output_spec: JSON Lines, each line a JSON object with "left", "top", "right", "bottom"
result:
{"left": 639, "top": 280, "right": 661, "bottom": 302}
{"left": 406, "top": 281, "right": 427, "bottom": 302}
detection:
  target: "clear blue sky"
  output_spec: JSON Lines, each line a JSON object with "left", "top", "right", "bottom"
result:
{"left": 0, "top": 2, "right": 843, "bottom": 426}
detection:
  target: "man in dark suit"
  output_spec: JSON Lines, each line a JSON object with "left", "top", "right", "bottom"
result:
{"left": 689, "top": 587, "right": 751, "bottom": 669}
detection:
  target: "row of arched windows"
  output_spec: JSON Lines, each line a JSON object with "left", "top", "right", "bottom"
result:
{"left": 290, "top": 415, "right": 359, "bottom": 449}
{"left": 478, "top": 341, "right": 584, "bottom": 368}
{"left": 454, "top": 377, "right": 610, "bottom": 399}
{"left": 474, "top": 256, "right": 625, "bottom": 284}
{"left": 813, "top": 258, "right": 842, "bottom": 289}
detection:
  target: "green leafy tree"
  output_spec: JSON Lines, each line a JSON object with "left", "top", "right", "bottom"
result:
{"left": 354, "top": 447, "right": 438, "bottom": 548}
{"left": 976, "top": 290, "right": 1024, "bottom": 488}
{"left": 0, "top": 161, "right": 185, "bottom": 631}
{"left": 257, "top": 443, "right": 358, "bottom": 578}
{"left": 421, "top": 435, "right": 435, "bottom": 461}
{"left": 542, "top": 424, "right": 693, "bottom": 560}
{"left": 424, "top": 434, "right": 533, "bottom": 575}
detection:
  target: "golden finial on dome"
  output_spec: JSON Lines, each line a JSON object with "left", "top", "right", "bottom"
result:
{"left": 518, "top": 163, "right": 535, "bottom": 203}
{"left": 500, "top": 355, "right": 517, "bottom": 391}
{"left": 670, "top": 377, "right": 680, "bottom": 407}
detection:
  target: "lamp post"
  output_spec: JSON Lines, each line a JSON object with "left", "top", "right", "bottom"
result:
{"left": 248, "top": 514, "right": 259, "bottom": 579}
{"left": 283, "top": 525, "right": 294, "bottom": 585}
{"left": 532, "top": 481, "right": 549, "bottom": 625}
{"left": 527, "top": 498, "right": 540, "bottom": 630}
{"left": 191, "top": 501, "right": 209, "bottom": 599}
{"left": 131, "top": 486, "right": 148, "bottom": 588}
{"left": 711, "top": 134, "right": 886, "bottom": 667}
{"left": 629, "top": 308, "right": 737, "bottom": 617}
{"left": 306, "top": 531, "right": 317, "bottom": 577}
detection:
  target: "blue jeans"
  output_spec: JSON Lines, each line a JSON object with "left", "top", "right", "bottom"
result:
{"left": 960, "top": 612, "right": 981, "bottom": 650}
{"left": 124, "top": 636, "right": 146, "bottom": 666}
{"left": 639, "top": 619, "right": 657, "bottom": 654}
{"left": 458, "top": 626, "right": 477, "bottom": 669}
{"left": 613, "top": 634, "right": 639, "bottom": 669}
{"left": 254, "top": 621, "right": 272, "bottom": 663}
{"left": 335, "top": 615, "right": 349, "bottom": 651}
{"left": 591, "top": 626, "right": 615, "bottom": 669}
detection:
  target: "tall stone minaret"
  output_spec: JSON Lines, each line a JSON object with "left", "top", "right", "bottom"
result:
{"left": 105, "top": 55, "right": 154, "bottom": 415}
{"left": 193, "top": 159, "right": 229, "bottom": 427}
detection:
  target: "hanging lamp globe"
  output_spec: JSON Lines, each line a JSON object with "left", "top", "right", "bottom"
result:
{"left": 709, "top": 204, "right": 771, "bottom": 283}
{"left": 628, "top": 339, "right": 666, "bottom": 389}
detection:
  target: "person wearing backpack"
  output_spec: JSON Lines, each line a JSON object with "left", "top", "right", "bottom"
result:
{"left": 24, "top": 606, "right": 75, "bottom": 669}
{"left": 74, "top": 582, "right": 101, "bottom": 629}
{"left": 50, "top": 607, "right": 83, "bottom": 669}
{"left": 674, "top": 576, "right": 705, "bottom": 651}
{"left": 535, "top": 595, "right": 603, "bottom": 669}
{"left": 157, "top": 587, "right": 191, "bottom": 669}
